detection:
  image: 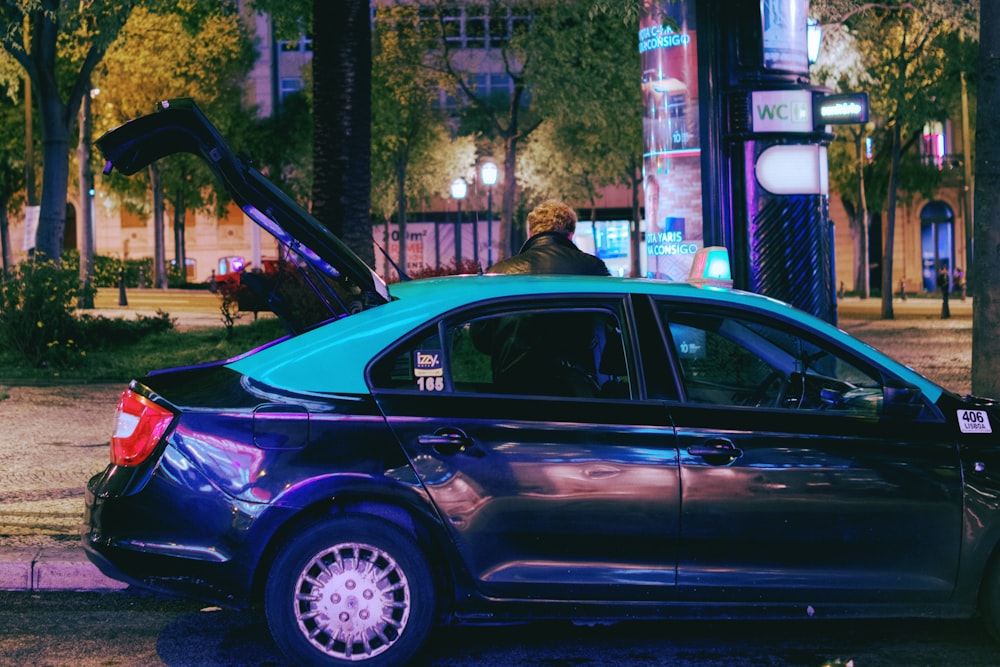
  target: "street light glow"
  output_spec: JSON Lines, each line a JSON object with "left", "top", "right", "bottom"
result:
{"left": 450, "top": 178, "right": 467, "bottom": 200}
{"left": 481, "top": 161, "right": 497, "bottom": 186}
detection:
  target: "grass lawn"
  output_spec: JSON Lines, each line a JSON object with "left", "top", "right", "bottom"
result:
{"left": 0, "top": 317, "right": 287, "bottom": 385}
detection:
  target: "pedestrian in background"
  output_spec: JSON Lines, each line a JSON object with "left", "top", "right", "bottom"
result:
{"left": 938, "top": 265, "right": 951, "bottom": 319}
{"left": 486, "top": 200, "right": 610, "bottom": 276}
{"left": 953, "top": 266, "right": 966, "bottom": 301}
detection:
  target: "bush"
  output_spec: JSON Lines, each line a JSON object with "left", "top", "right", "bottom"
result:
{"left": 0, "top": 259, "right": 90, "bottom": 368}
{"left": 76, "top": 310, "right": 176, "bottom": 350}
{"left": 392, "top": 258, "right": 484, "bottom": 283}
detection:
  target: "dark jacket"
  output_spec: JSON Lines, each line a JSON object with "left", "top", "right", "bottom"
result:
{"left": 487, "top": 231, "right": 610, "bottom": 276}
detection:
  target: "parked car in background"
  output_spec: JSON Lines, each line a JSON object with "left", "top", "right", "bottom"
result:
{"left": 85, "top": 100, "right": 1000, "bottom": 667}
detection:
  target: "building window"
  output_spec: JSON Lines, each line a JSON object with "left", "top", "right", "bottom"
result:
{"left": 420, "top": 4, "right": 531, "bottom": 49}
{"left": 278, "top": 37, "right": 313, "bottom": 52}
{"left": 921, "top": 121, "right": 952, "bottom": 170}
{"left": 280, "top": 78, "right": 304, "bottom": 98}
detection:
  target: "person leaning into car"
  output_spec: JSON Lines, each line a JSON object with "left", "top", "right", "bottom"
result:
{"left": 486, "top": 199, "right": 611, "bottom": 276}
{"left": 475, "top": 200, "right": 611, "bottom": 396}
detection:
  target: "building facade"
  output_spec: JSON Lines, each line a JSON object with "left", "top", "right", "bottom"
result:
{"left": 5, "top": 2, "right": 971, "bottom": 295}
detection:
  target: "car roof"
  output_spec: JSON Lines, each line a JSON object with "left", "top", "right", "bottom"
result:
{"left": 227, "top": 274, "right": 942, "bottom": 402}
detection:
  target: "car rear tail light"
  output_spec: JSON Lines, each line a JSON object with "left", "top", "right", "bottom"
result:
{"left": 111, "top": 389, "right": 175, "bottom": 466}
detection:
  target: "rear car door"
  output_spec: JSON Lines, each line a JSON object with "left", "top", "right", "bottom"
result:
{"left": 654, "top": 300, "right": 963, "bottom": 605}
{"left": 369, "top": 295, "right": 680, "bottom": 601}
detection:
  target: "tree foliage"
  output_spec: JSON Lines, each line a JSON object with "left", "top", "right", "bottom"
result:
{"left": 0, "top": 0, "right": 142, "bottom": 263}
{"left": 95, "top": 2, "right": 254, "bottom": 287}
{"left": 371, "top": 2, "right": 457, "bottom": 274}
{"left": 420, "top": 0, "right": 545, "bottom": 261}
{"left": 812, "top": 0, "right": 978, "bottom": 316}
{"left": 524, "top": 3, "right": 643, "bottom": 272}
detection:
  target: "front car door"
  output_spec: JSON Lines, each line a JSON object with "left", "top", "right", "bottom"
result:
{"left": 653, "top": 299, "right": 963, "bottom": 606}
{"left": 369, "top": 295, "right": 680, "bottom": 602}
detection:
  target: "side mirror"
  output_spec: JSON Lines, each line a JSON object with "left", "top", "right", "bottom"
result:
{"left": 883, "top": 381, "right": 924, "bottom": 419}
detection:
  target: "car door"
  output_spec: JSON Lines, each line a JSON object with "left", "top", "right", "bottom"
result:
{"left": 654, "top": 301, "right": 963, "bottom": 605}
{"left": 369, "top": 296, "right": 681, "bottom": 602}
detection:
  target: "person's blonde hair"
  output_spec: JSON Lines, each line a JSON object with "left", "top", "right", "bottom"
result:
{"left": 527, "top": 200, "right": 577, "bottom": 236}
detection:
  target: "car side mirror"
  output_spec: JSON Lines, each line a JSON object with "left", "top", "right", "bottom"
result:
{"left": 883, "top": 381, "right": 924, "bottom": 419}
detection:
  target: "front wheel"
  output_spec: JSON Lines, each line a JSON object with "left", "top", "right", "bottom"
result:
{"left": 265, "top": 515, "right": 436, "bottom": 666}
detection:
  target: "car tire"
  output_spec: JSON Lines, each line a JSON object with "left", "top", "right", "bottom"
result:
{"left": 264, "top": 515, "right": 436, "bottom": 666}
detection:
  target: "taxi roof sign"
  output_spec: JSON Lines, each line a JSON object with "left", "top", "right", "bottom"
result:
{"left": 687, "top": 246, "right": 733, "bottom": 288}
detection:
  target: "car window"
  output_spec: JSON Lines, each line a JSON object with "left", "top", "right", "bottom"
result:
{"left": 662, "top": 308, "right": 884, "bottom": 415}
{"left": 370, "top": 306, "right": 631, "bottom": 399}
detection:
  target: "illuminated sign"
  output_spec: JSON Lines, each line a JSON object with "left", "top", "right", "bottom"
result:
{"left": 815, "top": 93, "right": 869, "bottom": 126}
{"left": 751, "top": 90, "right": 813, "bottom": 133}
{"left": 755, "top": 144, "right": 829, "bottom": 195}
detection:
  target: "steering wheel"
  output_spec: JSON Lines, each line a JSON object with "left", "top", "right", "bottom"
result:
{"left": 741, "top": 370, "right": 787, "bottom": 407}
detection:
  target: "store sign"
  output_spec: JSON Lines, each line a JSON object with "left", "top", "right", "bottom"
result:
{"left": 751, "top": 90, "right": 813, "bottom": 133}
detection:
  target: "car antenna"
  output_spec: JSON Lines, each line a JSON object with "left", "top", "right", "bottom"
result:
{"left": 374, "top": 239, "right": 410, "bottom": 281}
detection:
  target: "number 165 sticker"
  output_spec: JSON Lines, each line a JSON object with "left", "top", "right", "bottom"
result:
{"left": 959, "top": 410, "right": 993, "bottom": 434}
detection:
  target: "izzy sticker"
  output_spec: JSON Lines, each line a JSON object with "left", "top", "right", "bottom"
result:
{"left": 958, "top": 410, "right": 992, "bottom": 434}
{"left": 414, "top": 350, "right": 443, "bottom": 378}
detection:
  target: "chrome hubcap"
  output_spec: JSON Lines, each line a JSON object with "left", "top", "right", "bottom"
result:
{"left": 292, "top": 542, "right": 411, "bottom": 661}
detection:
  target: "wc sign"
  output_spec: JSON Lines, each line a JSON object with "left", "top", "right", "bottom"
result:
{"left": 751, "top": 90, "right": 813, "bottom": 133}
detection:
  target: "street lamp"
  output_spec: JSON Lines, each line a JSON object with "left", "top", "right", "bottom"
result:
{"left": 807, "top": 18, "right": 822, "bottom": 64}
{"left": 451, "top": 177, "right": 467, "bottom": 266}
{"left": 481, "top": 160, "right": 498, "bottom": 266}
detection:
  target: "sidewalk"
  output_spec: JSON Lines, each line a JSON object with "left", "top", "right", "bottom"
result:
{"left": 0, "top": 291, "right": 975, "bottom": 593}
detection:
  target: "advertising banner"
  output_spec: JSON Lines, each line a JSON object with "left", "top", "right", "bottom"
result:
{"left": 762, "top": 0, "right": 809, "bottom": 73}
{"left": 23, "top": 205, "right": 39, "bottom": 252}
{"left": 640, "top": 0, "right": 703, "bottom": 280}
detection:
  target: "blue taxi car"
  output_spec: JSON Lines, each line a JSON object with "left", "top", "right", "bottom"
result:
{"left": 85, "top": 101, "right": 1000, "bottom": 666}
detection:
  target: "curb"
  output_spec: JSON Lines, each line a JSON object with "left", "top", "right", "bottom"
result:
{"left": 0, "top": 546, "right": 128, "bottom": 593}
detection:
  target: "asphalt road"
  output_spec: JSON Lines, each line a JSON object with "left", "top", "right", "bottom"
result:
{"left": 0, "top": 591, "right": 997, "bottom": 667}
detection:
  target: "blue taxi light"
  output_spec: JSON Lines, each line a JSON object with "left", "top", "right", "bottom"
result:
{"left": 687, "top": 246, "right": 733, "bottom": 288}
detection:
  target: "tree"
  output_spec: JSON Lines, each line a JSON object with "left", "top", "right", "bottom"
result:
{"left": 251, "top": 0, "right": 375, "bottom": 267}
{"left": 371, "top": 2, "right": 453, "bottom": 274}
{"left": 0, "top": 95, "right": 25, "bottom": 271}
{"left": 423, "top": 0, "right": 543, "bottom": 261}
{"left": 525, "top": 3, "right": 643, "bottom": 274}
{"left": 0, "top": 1, "right": 139, "bottom": 263}
{"left": 813, "top": 0, "right": 978, "bottom": 318}
{"left": 95, "top": 3, "right": 254, "bottom": 288}
{"left": 972, "top": 0, "right": 1000, "bottom": 397}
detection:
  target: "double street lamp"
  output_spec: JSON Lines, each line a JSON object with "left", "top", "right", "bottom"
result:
{"left": 481, "top": 160, "right": 498, "bottom": 266}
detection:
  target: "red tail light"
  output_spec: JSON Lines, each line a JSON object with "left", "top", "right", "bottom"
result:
{"left": 111, "top": 389, "right": 175, "bottom": 466}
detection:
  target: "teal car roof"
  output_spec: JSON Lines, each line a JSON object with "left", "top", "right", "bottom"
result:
{"left": 226, "top": 274, "right": 942, "bottom": 401}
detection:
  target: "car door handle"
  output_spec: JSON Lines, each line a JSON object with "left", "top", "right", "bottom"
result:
{"left": 417, "top": 430, "right": 484, "bottom": 457}
{"left": 688, "top": 439, "right": 743, "bottom": 461}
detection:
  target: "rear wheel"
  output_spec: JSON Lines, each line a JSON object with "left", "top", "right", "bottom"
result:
{"left": 265, "top": 516, "right": 436, "bottom": 666}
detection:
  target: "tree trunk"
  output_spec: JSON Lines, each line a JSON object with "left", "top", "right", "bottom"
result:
{"left": 0, "top": 199, "right": 11, "bottom": 271}
{"left": 972, "top": 0, "right": 1000, "bottom": 398}
{"left": 630, "top": 159, "right": 642, "bottom": 278}
{"left": 312, "top": 0, "right": 374, "bottom": 267}
{"left": 499, "top": 138, "right": 517, "bottom": 261}
{"left": 149, "top": 162, "right": 168, "bottom": 290}
{"left": 854, "top": 130, "right": 870, "bottom": 298}
{"left": 77, "top": 88, "right": 94, "bottom": 308}
{"left": 395, "top": 157, "right": 408, "bottom": 275}
{"left": 173, "top": 196, "right": 186, "bottom": 283}
{"left": 880, "top": 122, "right": 901, "bottom": 320}
{"left": 35, "top": 118, "right": 70, "bottom": 262}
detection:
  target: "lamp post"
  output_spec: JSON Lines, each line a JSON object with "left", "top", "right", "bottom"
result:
{"left": 451, "top": 178, "right": 467, "bottom": 267}
{"left": 77, "top": 86, "right": 98, "bottom": 309}
{"left": 481, "top": 160, "right": 498, "bottom": 266}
